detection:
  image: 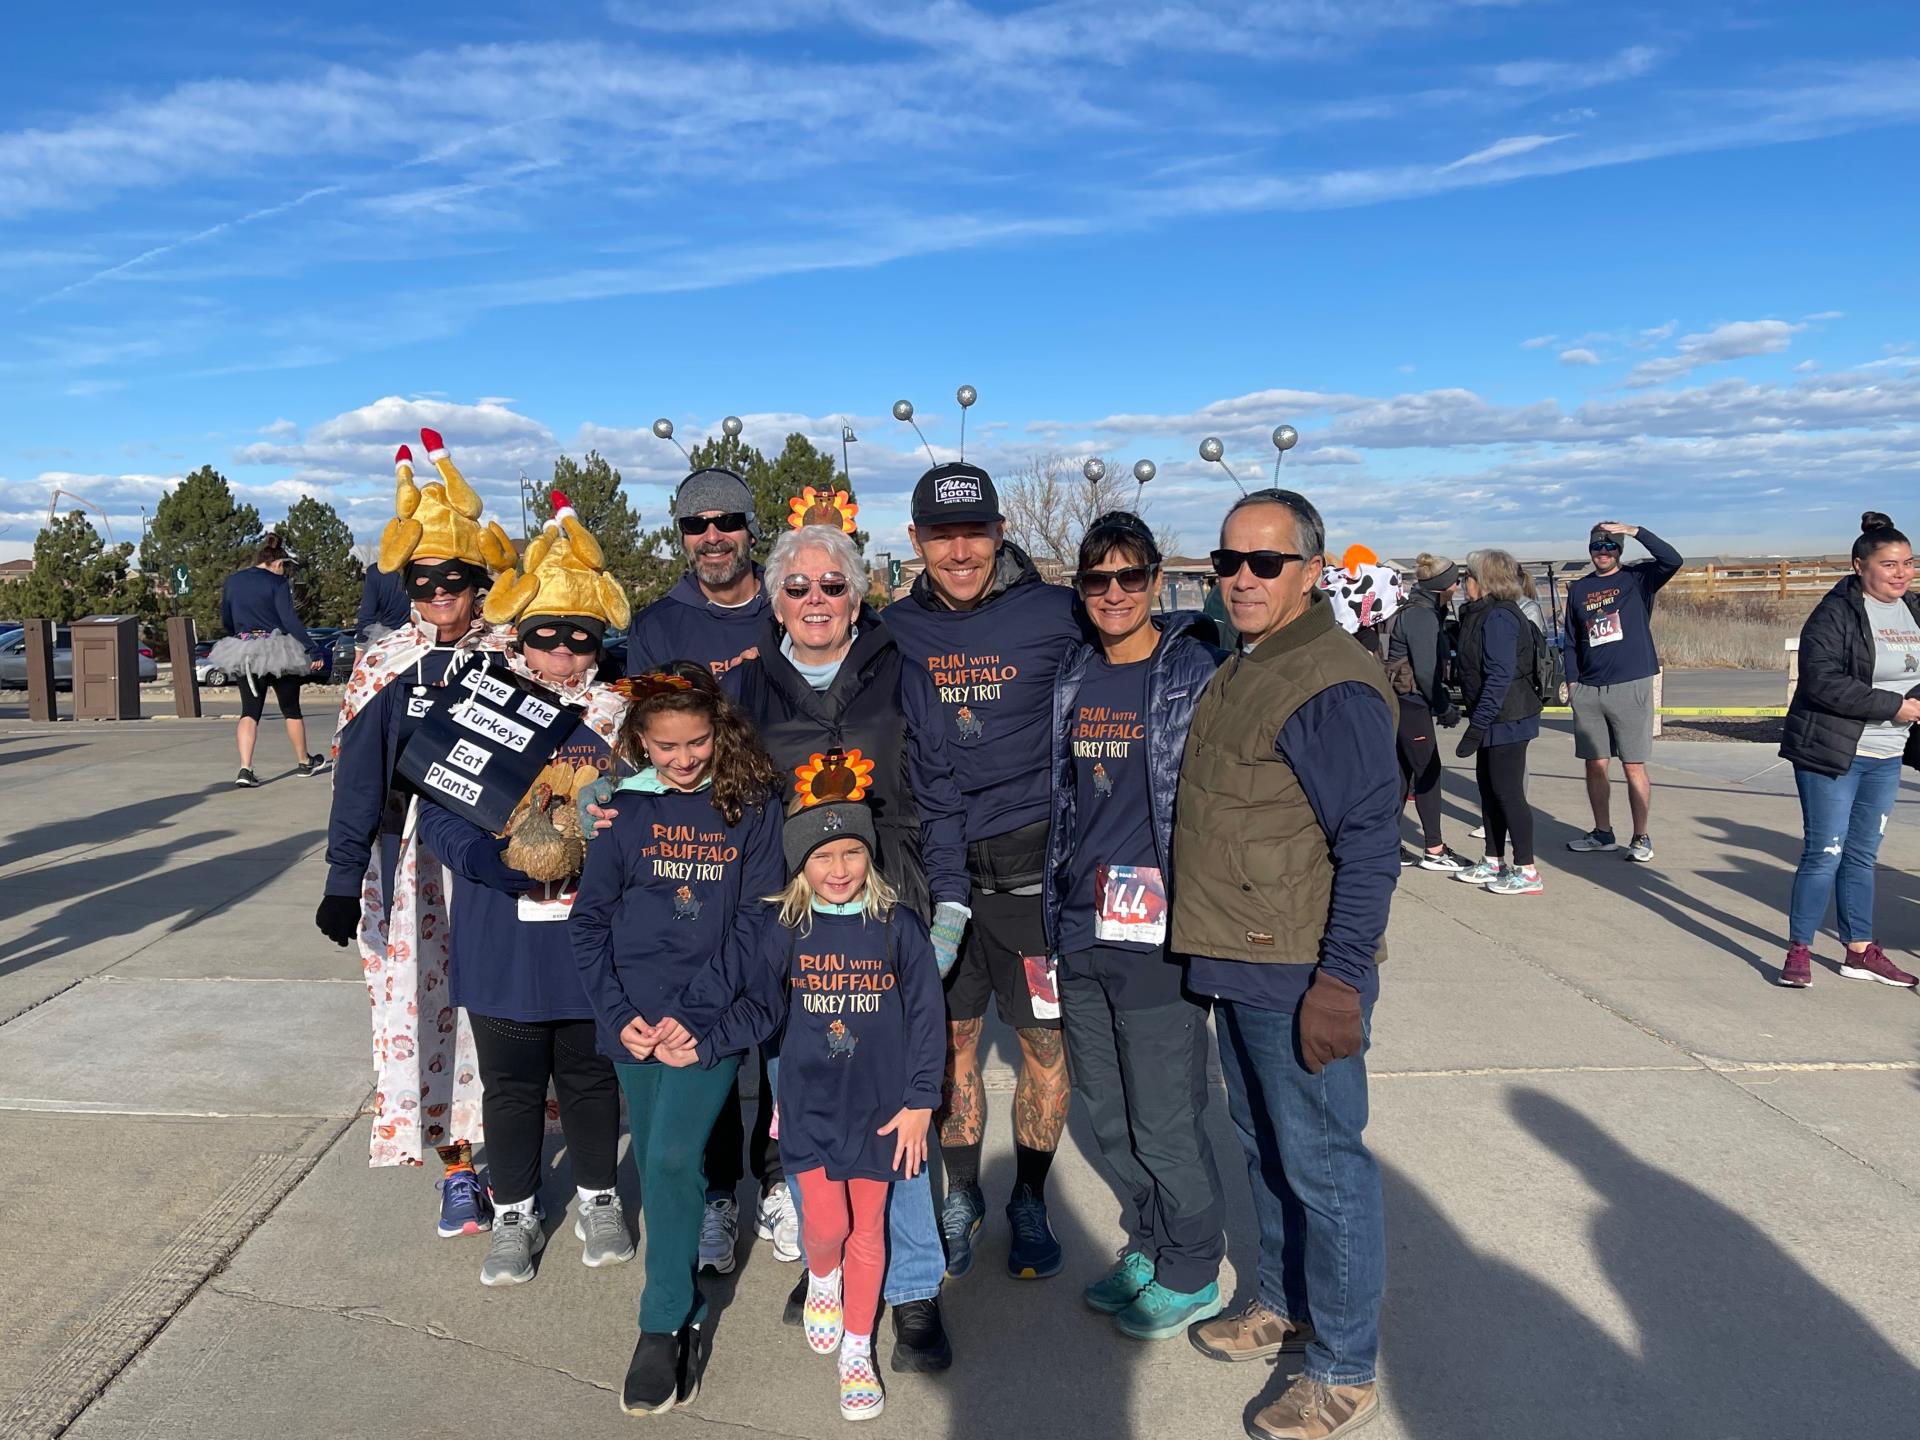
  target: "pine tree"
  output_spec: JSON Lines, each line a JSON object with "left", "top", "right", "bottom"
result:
{"left": 144, "top": 466, "right": 261, "bottom": 635}
{"left": 16, "top": 511, "right": 155, "bottom": 626}
{"left": 277, "top": 495, "right": 364, "bottom": 628}
{"left": 532, "top": 452, "right": 662, "bottom": 599}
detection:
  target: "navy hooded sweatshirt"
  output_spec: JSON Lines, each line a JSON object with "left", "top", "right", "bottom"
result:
{"left": 568, "top": 781, "right": 784, "bottom": 1064}
{"left": 414, "top": 725, "right": 616, "bottom": 1022}
{"left": 884, "top": 544, "right": 1084, "bottom": 844}
{"left": 219, "top": 567, "right": 322, "bottom": 660}
{"left": 1562, "top": 529, "right": 1683, "bottom": 687}
{"left": 625, "top": 568, "right": 770, "bottom": 679}
{"left": 355, "top": 567, "right": 410, "bottom": 642}
{"left": 689, "top": 905, "right": 946, "bottom": 1184}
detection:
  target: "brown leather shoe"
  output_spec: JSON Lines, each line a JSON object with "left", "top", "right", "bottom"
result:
{"left": 1247, "top": 1378, "right": 1378, "bottom": 1440}
{"left": 1189, "top": 1300, "right": 1317, "bottom": 1361}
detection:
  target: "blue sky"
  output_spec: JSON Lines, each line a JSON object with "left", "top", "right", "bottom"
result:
{"left": 3, "top": 0, "right": 1916, "bottom": 565}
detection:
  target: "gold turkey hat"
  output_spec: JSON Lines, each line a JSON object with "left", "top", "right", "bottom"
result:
{"left": 377, "top": 427, "right": 517, "bottom": 575}
{"left": 483, "top": 489, "right": 632, "bottom": 634}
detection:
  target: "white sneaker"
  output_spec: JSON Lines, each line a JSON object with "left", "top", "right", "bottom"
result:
{"left": 757, "top": 1181, "right": 802, "bottom": 1263}
{"left": 698, "top": 1197, "right": 739, "bottom": 1274}
{"left": 1468, "top": 825, "right": 1485, "bottom": 839}
{"left": 1454, "top": 860, "right": 1503, "bottom": 886}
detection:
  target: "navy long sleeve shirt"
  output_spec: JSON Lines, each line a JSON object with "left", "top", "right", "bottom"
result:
{"left": 1469, "top": 606, "right": 1541, "bottom": 747}
{"left": 1562, "top": 529, "right": 1683, "bottom": 686}
{"left": 219, "top": 567, "right": 321, "bottom": 659}
{"left": 355, "top": 567, "right": 410, "bottom": 642}
{"left": 625, "top": 570, "right": 770, "bottom": 679}
{"left": 1188, "top": 681, "right": 1400, "bottom": 1011}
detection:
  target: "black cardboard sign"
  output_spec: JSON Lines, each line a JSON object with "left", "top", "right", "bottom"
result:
{"left": 395, "top": 657, "right": 584, "bottom": 833}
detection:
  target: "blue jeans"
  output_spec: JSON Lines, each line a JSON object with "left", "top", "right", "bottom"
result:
{"left": 768, "top": 1057, "right": 945, "bottom": 1305}
{"left": 1214, "top": 998, "right": 1383, "bottom": 1387}
{"left": 1789, "top": 755, "right": 1903, "bottom": 946}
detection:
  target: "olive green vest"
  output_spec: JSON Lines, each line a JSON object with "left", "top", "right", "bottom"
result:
{"left": 1171, "top": 597, "right": 1397, "bottom": 966}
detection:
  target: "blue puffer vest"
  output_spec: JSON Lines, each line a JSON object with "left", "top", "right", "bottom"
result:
{"left": 1042, "top": 611, "right": 1225, "bottom": 955}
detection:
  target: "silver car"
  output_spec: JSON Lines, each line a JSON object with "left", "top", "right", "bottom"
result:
{"left": 0, "top": 629, "right": 158, "bottom": 689}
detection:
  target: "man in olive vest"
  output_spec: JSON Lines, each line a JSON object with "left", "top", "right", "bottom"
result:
{"left": 1174, "top": 489, "right": 1400, "bottom": 1440}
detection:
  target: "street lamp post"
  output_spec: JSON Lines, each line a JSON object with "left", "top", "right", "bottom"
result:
{"left": 517, "top": 471, "right": 539, "bottom": 542}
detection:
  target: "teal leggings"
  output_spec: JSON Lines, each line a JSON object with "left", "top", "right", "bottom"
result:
{"left": 615, "top": 1057, "right": 741, "bottom": 1334}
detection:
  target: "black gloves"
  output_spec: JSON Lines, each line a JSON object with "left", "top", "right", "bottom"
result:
{"left": 1297, "top": 972, "right": 1364, "bottom": 1075}
{"left": 315, "top": 893, "right": 360, "bottom": 947}
{"left": 1455, "top": 726, "right": 1485, "bottom": 759}
{"left": 1436, "top": 705, "right": 1462, "bottom": 730}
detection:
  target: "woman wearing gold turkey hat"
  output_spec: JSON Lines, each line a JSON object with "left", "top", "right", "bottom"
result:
{"left": 314, "top": 429, "right": 519, "bottom": 1239}
{"left": 409, "top": 489, "right": 642, "bottom": 1285}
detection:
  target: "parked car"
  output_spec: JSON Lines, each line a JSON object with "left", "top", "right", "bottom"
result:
{"left": 0, "top": 629, "right": 158, "bottom": 689}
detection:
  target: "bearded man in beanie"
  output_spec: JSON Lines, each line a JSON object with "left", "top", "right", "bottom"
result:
{"left": 1176, "top": 489, "right": 1400, "bottom": 1440}
{"left": 884, "top": 461, "right": 1087, "bottom": 1282}
{"left": 626, "top": 467, "right": 771, "bottom": 680}
{"left": 624, "top": 465, "right": 787, "bottom": 1279}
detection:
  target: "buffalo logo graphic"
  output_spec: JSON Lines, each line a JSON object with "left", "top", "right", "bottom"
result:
{"left": 827, "top": 1019, "right": 857, "bottom": 1058}
{"left": 1093, "top": 762, "right": 1114, "bottom": 799}
{"left": 955, "top": 705, "right": 984, "bottom": 741}
{"left": 673, "top": 885, "right": 702, "bottom": 920}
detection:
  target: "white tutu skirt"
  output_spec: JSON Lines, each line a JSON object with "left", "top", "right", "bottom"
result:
{"left": 208, "top": 631, "right": 312, "bottom": 682}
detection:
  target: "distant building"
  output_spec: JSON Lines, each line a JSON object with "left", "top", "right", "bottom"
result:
{"left": 0, "top": 558, "right": 33, "bottom": 580}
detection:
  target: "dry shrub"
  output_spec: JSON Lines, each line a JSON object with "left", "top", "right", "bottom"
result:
{"left": 1652, "top": 592, "right": 1810, "bottom": 670}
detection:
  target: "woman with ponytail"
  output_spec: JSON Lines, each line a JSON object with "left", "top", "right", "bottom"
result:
{"left": 1777, "top": 512, "right": 1920, "bottom": 990}
{"left": 213, "top": 532, "right": 329, "bottom": 786}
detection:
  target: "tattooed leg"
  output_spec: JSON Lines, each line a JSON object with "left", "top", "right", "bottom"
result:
{"left": 940, "top": 1016, "right": 986, "bottom": 1147}
{"left": 1013, "top": 1026, "right": 1070, "bottom": 1153}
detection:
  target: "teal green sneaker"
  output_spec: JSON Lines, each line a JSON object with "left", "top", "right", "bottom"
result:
{"left": 1083, "top": 1251, "right": 1155, "bottom": 1315}
{"left": 1114, "top": 1279, "right": 1224, "bottom": 1341}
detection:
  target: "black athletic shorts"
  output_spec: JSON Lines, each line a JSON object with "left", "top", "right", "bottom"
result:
{"left": 944, "top": 820, "right": 1061, "bottom": 1031}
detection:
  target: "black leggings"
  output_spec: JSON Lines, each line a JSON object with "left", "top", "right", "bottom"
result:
{"left": 239, "top": 673, "right": 304, "bottom": 722}
{"left": 468, "top": 1014, "right": 621, "bottom": 1205}
{"left": 1396, "top": 702, "right": 1444, "bottom": 848}
{"left": 703, "top": 1049, "right": 781, "bottom": 1199}
{"left": 1475, "top": 740, "right": 1534, "bottom": 867}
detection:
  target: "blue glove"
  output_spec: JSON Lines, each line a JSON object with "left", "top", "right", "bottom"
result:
{"left": 930, "top": 901, "right": 970, "bottom": 979}
{"left": 575, "top": 775, "right": 615, "bottom": 841}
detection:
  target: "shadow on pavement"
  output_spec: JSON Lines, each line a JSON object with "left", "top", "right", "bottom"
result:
{"left": 1382, "top": 1088, "right": 1920, "bottom": 1439}
{"left": 0, "top": 782, "right": 231, "bottom": 875}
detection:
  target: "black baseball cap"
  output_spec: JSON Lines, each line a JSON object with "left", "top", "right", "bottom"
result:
{"left": 911, "top": 461, "right": 1002, "bottom": 528}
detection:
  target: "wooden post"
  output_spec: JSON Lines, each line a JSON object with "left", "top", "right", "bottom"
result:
{"left": 1705, "top": 563, "right": 1716, "bottom": 597}
{"left": 166, "top": 614, "right": 201, "bottom": 718}
{"left": 23, "top": 617, "right": 59, "bottom": 723}
{"left": 1778, "top": 559, "right": 1788, "bottom": 599}
{"left": 1785, "top": 638, "right": 1799, "bottom": 707}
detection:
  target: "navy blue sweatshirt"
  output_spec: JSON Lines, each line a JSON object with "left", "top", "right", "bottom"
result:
{"left": 324, "top": 646, "right": 472, "bottom": 898}
{"left": 625, "top": 568, "right": 770, "bottom": 679}
{"left": 1562, "top": 529, "right": 1683, "bottom": 687}
{"left": 414, "top": 726, "right": 614, "bottom": 1023}
{"left": 568, "top": 783, "right": 784, "bottom": 1064}
{"left": 885, "top": 546, "right": 1084, "bottom": 844}
{"left": 219, "top": 567, "right": 321, "bottom": 659}
{"left": 355, "top": 567, "right": 410, "bottom": 642}
{"left": 1189, "top": 681, "right": 1400, "bottom": 1011}
{"left": 690, "top": 905, "right": 945, "bottom": 1183}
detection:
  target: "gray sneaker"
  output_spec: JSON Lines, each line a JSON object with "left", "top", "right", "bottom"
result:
{"left": 479, "top": 1208, "right": 545, "bottom": 1286}
{"left": 698, "top": 1197, "right": 739, "bottom": 1275}
{"left": 1626, "top": 833, "right": 1655, "bottom": 863}
{"left": 575, "top": 1191, "right": 635, "bottom": 1267}
{"left": 1567, "top": 828, "right": 1618, "bottom": 853}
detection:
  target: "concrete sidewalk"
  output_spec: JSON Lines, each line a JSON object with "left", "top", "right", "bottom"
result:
{"left": 3, "top": 717, "right": 1917, "bottom": 1439}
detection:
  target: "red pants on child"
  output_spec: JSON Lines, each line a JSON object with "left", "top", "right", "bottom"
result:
{"left": 795, "top": 1168, "right": 889, "bottom": 1335}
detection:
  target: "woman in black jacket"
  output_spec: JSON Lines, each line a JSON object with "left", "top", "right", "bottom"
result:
{"left": 1776, "top": 512, "right": 1920, "bottom": 990}
{"left": 1386, "top": 553, "right": 1469, "bottom": 871}
{"left": 1451, "top": 549, "right": 1545, "bottom": 897}
{"left": 1043, "top": 512, "right": 1228, "bottom": 1343}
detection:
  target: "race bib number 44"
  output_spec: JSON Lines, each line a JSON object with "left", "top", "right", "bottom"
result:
{"left": 1585, "top": 611, "right": 1625, "bottom": 648}
{"left": 1095, "top": 865, "right": 1168, "bottom": 945}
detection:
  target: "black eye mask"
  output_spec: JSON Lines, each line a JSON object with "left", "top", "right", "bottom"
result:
{"left": 406, "top": 560, "right": 478, "bottom": 599}
{"left": 520, "top": 625, "right": 599, "bottom": 655}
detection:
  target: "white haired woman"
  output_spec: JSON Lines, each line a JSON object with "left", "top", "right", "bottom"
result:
{"left": 727, "top": 521, "right": 967, "bottom": 1374}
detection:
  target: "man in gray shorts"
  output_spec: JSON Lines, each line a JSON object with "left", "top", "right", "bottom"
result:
{"left": 1561, "top": 521, "right": 1684, "bottom": 862}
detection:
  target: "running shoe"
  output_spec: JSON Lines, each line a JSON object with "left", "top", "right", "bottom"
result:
{"left": 1779, "top": 944, "right": 1813, "bottom": 989}
{"left": 1005, "top": 1184, "right": 1064, "bottom": 1279}
{"left": 1399, "top": 844, "right": 1420, "bottom": 868}
{"left": 1114, "top": 1279, "right": 1225, "bottom": 1341}
{"left": 1453, "top": 860, "right": 1503, "bottom": 886}
{"left": 889, "top": 1298, "right": 952, "bottom": 1373}
{"left": 1486, "top": 865, "right": 1543, "bottom": 896}
{"left": 1626, "top": 833, "right": 1655, "bottom": 863}
{"left": 1468, "top": 825, "right": 1485, "bottom": 839}
{"left": 839, "top": 1347, "right": 885, "bottom": 1421}
{"left": 1189, "top": 1299, "right": 1315, "bottom": 1362}
{"left": 621, "top": 1333, "right": 679, "bottom": 1416}
{"left": 479, "top": 1208, "right": 543, "bottom": 1286}
{"left": 940, "top": 1184, "right": 985, "bottom": 1279}
{"left": 234, "top": 768, "right": 260, "bottom": 788}
{"left": 1567, "top": 828, "right": 1618, "bottom": 853}
{"left": 1248, "top": 1377, "right": 1379, "bottom": 1440}
{"left": 756, "top": 1180, "right": 801, "bottom": 1263}
{"left": 435, "top": 1165, "right": 492, "bottom": 1238}
{"left": 676, "top": 1320, "right": 711, "bottom": 1408}
{"left": 1084, "top": 1250, "right": 1155, "bottom": 1314}
{"left": 1837, "top": 943, "right": 1918, "bottom": 988}
{"left": 697, "top": 1196, "right": 738, "bottom": 1274}
{"left": 804, "top": 1271, "right": 845, "bottom": 1355}
{"left": 574, "top": 1190, "right": 635, "bottom": 1267}
{"left": 297, "top": 752, "right": 333, "bottom": 777}
{"left": 1418, "top": 846, "right": 1473, "bottom": 873}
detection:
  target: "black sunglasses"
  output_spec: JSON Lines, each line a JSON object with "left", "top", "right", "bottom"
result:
{"left": 520, "top": 625, "right": 599, "bottom": 655}
{"left": 781, "top": 573, "right": 850, "bottom": 599}
{"left": 678, "top": 512, "right": 750, "bottom": 537}
{"left": 405, "top": 560, "right": 477, "bottom": 599}
{"left": 1589, "top": 540, "right": 1622, "bottom": 553}
{"left": 1211, "top": 549, "right": 1304, "bottom": 580}
{"left": 1076, "top": 564, "right": 1156, "bottom": 597}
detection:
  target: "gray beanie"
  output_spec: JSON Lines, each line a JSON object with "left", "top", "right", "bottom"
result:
{"left": 674, "top": 468, "right": 761, "bottom": 540}
{"left": 784, "top": 800, "right": 877, "bottom": 878}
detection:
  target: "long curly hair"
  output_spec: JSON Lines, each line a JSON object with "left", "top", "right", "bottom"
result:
{"left": 615, "top": 660, "right": 777, "bottom": 825}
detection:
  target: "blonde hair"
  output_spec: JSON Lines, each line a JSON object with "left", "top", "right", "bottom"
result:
{"left": 1465, "top": 548, "right": 1525, "bottom": 603}
{"left": 769, "top": 861, "right": 898, "bottom": 936}
{"left": 1415, "top": 551, "right": 1454, "bottom": 581}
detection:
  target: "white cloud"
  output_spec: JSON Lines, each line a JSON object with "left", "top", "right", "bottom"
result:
{"left": 258, "top": 417, "right": 298, "bottom": 438}
{"left": 1558, "top": 347, "right": 1600, "bottom": 366}
{"left": 1520, "top": 335, "right": 1556, "bottom": 349}
{"left": 1441, "top": 133, "right": 1569, "bottom": 171}
{"left": 1625, "top": 319, "right": 1804, "bottom": 386}
{"left": 1486, "top": 45, "right": 1664, "bottom": 91}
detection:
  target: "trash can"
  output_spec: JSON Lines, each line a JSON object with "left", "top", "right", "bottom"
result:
{"left": 71, "top": 614, "right": 142, "bottom": 720}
